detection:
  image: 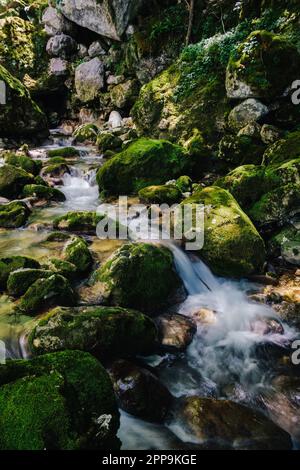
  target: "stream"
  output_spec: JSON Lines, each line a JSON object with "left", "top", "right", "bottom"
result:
{"left": 0, "top": 133, "right": 299, "bottom": 449}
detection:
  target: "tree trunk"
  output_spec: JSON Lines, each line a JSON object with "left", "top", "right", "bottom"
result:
{"left": 185, "top": 0, "right": 195, "bottom": 46}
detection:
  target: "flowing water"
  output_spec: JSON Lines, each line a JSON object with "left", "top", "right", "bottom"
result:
{"left": 0, "top": 134, "right": 299, "bottom": 449}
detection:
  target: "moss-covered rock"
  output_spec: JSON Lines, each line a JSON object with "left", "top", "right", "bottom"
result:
{"left": 63, "top": 236, "right": 93, "bottom": 274}
{"left": 269, "top": 226, "right": 300, "bottom": 266}
{"left": 0, "top": 350, "right": 119, "bottom": 450}
{"left": 41, "top": 163, "right": 70, "bottom": 178}
{"left": 110, "top": 79, "right": 140, "bottom": 109}
{"left": 45, "top": 231, "right": 71, "bottom": 242}
{"left": 138, "top": 185, "right": 182, "bottom": 204}
{"left": 172, "top": 396, "right": 292, "bottom": 450}
{"left": 93, "top": 242, "right": 182, "bottom": 314}
{"left": 0, "top": 65, "right": 47, "bottom": 137}
{"left": 28, "top": 306, "right": 157, "bottom": 357}
{"left": 45, "top": 258, "right": 77, "bottom": 280}
{"left": 23, "top": 184, "right": 66, "bottom": 202}
{"left": 96, "top": 138, "right": 192, "bottom": 196}
{"left": 18, "top": 273, "right": 75, "bottom": 315}
{"left": 248, "top": 183, "right": 300, "bottom": 230}
{"left": 4, "top": 153, "right": 42, "bottom": 176}
{"left": 181, "top": 187, "right": 265, "bottom": 277}
{"left": 226, "top": 30, "right": 300, "bottom": 100}
{"left": 0, "top": 164, "right": 34, "bottom": 198}
{"left": 47, "top": 147, "right": 80, "bottom": 159}
{"left": 176, "top": 175, "right": 192, "bottom": 193}
{"left": 53, "top": 211, "right": 103, "bottom": 234}
{"left": 96, "top": 132, "right": 123, "bottom": 154}
{"left": 73, "top": 124, "right": 99, "bottom": 143}
{"left": 0, "top": 201, "right": 30, "bottom": 228}
{"left": 7, "top": 268, "right": 53, "bottom": 297}
{"left": 0, "top": 256, "right": 40, "bottom": 290}
{"left": 217, "top": 134, "right": 265, "bottom": 166}
{"left": 263, "top": 131, "right": 300, "bottom": 166}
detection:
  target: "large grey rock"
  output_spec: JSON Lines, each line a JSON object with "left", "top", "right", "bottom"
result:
{"left": 46, "top": 34, "right": 78, "bottom": 59}
{"left": 58, "top": 0, "right": 142, "bottom": 41}
{"left": 75, "top": 58, "right": 105, "bottom": 102}
{"left": 228, "top": 99, "right": 269, "bottom": 131}
{"left": 42, "top": 6, "right": 76, "bottom": 37}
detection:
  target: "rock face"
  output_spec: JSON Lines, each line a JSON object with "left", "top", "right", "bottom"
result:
{"left": 28, "top": 306, "right": 157, "bottom": 357}
{"left": 0, "top": 351, "right": 120, "bottom": 450}
{"left": 0, "top": 65, "right": 47, "bottom": 137}
{"left": 42, "top": 6, "right": 76, "bottom": 37}
{"left": 170, "top": 397, "right": 292, "bottom": 450}
{"left": 75, "top": 58, "right": 105, "bottom": 102}
{"left": 46, "top": 34, "right": 77, "bottom": 59}
{"left": 181, "top": 187, "right": 266, "bottom": 277}
{"left": 93, "top": 242, "right": 182, "bottom": 314}
{"left": 109, "top": 360, "right": 173, "bottom": 422}
{"left": 58, "top": 0, "right": 142, "bottom": 41}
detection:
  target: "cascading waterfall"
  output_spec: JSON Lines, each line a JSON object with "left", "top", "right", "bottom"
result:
{"left": 60, "top": 166, "right": 99, "bottom": 210}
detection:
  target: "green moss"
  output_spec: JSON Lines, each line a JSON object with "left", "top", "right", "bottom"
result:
{"left": 48, "top": 157, "right": 67, "bottom": 164}
{"left": 41, "top": 163, "right": 70, "bottom": 177}
{"left": 53, "top": 211, "right": 104, "bottom": 234}
{"left": 0, "top": 201, "right": 30, "bottom": 228}
{"left": 263, "top": 131, "right": 300, "bottom": 165}
{"left": 34, "top": 175, "right": 48, "bottom": 186}
{"left": 181, "top": 186, "right": 266, "bottom": 277}
{"left": 0, "top": 255, "right": 40, "bottom": 290}
{"left": 47, "top": 147, "right": 80, "bottom": 159}
{"left": 73, "top": 124, "right": 99, "bottom": 143}
{"left": 28, "top": 306, "right": 157, "bottom": 358}
{"left": 0, "top": 164, "right": 34, "bottom": 198}
{"left": 217, "top": 135, "right": 266, "bottom": 166}
{"left": 45, "top": 258, "right": 77, "bottom": 280}
{"left": 138, "top": 185, "right": 182, "bottom": 204}
{"left": 23, "top": 184, "right": 66, "bottom": 202}
{"left": 45, "top": 231, "right": 71, "bottom": 242}
{"left": 97, "top": 132, "right": 123, "bottom": 153}
{"left": 176, "top": 176, "right": 192, "bottom": 193}
{"left": 18, "top": 273, "right": 75, "bottom": 315}
{"left": 4, "top": 153, "right": 42, "bottom": 176}
{"left": 63, "top": 236, "right": 93, "bottom": 275}
{"left": 7, "top": 268, "right": 53, "bottom": 297}
{"left": 94, "top": 242, "right": 181, "bottom": 314}
{"left": 0, "top": 350, "right": 119, "bottom": 450}
{"left": 96, "top": 138, "right": 192, "bottom": 196}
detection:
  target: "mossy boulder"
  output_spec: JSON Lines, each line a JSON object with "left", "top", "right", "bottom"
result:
{"left": 248, "top": 183, "right": 300, "bottom": 230}
{"left": 96, "top": 132, "right": 123, "bottom": 154}
{"left": 7, "top": 268, "right": 53, "bottom": 297}
{"left": 0, "top": 164, "right": 34, "bottom": 198}
{"left": 53, "top": 211, "right": 103, "bottom": 234}
{"left": 96, "top": 138, "right": 192, "bottom": 196}
{"left": 63, "top": 236, "right": 93, "bottom": 274}
{"left": 0, "top": 201, "right": 30, "bottom": 228}
{"left": 4, "top": 153, "right": 42, "bottom": 176}
{"left": 0, "top": 350, "right": 120, "bottom": 450}
{"left": 73, "top": 123, "right": 99, "bottom": 143}
{"left": 181, "top": 187, "right": 265, "bottom": 277}
{"left": 47, "top": 147, "right": 80, "bottom": 159}
{"left": 18, "top": 273, "right": 75, "bottom": 315}
{"left": 41, "top": 163, "right": 70, "bottom": 178}
{"left": 45, "top": 258, "right": 77, "bottom": 280}
{"left": 226, "top": 30, "right": 300, "bottom": 100}
{"left": 176, "top": 176, "right": 192, "bottom": 194}
{"left": 23, "top": 184, "right": 66, "bottom": 202}
{"left": 172, "top": 396, "right": 292, "bottom": 450}
{"left": 269, "top": 226, "right": 300, "bottom": 266}
{"left": 263, "top": 131, "right": 300, "bottom": 166}
{"left": 138, "top": 185, "right": 182, "bottom": 205}
{"left": 0, "top": 65, "right": 47, "bottom": 137}
{"left": 28, "top": 306, "right": 157, "bottom": 358}
{"left": 93, "top": 242, "right": 182, "bottom": 314}
{"left": 110, "top": 79, "right": 140, "bottom": 109}
{"left": 217, "top": 134, "right": 265, "bottom": 166}
{"left": 0, "top": 256, "right": 40, "bottom": 291}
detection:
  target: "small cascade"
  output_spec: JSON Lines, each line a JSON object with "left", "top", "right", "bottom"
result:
{"left": 60, "top": 166, "right": 99, "bottom": 210}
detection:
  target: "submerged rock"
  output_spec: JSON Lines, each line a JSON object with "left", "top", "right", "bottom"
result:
{"left": 155, "top": 313, "right": 196, "bottom": 352}
{"left": 0, "top": 201, "right": 30, "bottom": 228}
{"left": 0, "top": 350, "right": 120, "bottom": 450}
{"left": 170, "top": 396, "right": 292, "bottom": 450}
{"left": 93, "top": 242, "right": 182, "bottom": 314}
{"left": 109, "top": 360, "right": 172, "bottom": 422}
{"left": 181, "top": 187, "right": 265, "bottom": 277}
{"left": 28, "top": 305, "right": 157, "bottom": 357}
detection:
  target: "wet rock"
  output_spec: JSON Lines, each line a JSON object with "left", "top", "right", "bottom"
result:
{"left": 228, "top": 99, "right": 269, "bottom": 131}
{"left": 0, "top": 164, "right": 34, "bottom": 199}
{"left": 41, "top": 163, "right": 70, "bottom": 181}
{"left": 63, "top": 235, "right": 93, "bottom": 275}
{"left": 7, "top": 268, "right": 53, "bottom": 297}
{"left": 0, "top": 201, "right": 30, "bottom": 229}
{"left": 44, "top": 258, "right": 77, "bottom": 281}
{"left": 53, "top": 211, "right": 104, "bottom": 234}
{"left": 191, "top": 308, "right": 217, "bottom": 327}
{"left": 75, "top": 58, "right": 105, "bottom": 102}
{"left": 49, "top": 58, "right": 69, "bottom": 77}
{"left": 59, "top": 0, "right": 142, "bottom": 41}
{"left": 28, "top": 305, "right": 157, "bottom": 358}
{"left": 155, "top": 313, "right": 196, "bottom": 352}
{"left": 0, "top": 351, "right": 120, "bottom": 450}
{"left": 73, "top": 123, "right": 99, "bottom": 143}
{"left": 92, "top": 242, "right": 182, "bottom": 314}
{"left": 250, "top": 317, "right": 284, "bottom": 336}
{"left": 42, "top": 6, "right": 76, "bottom": 37}
{"left": 0, "top": 256, "right": 40, "bottom": 291}
{"left": 46, "top": 34, "right": 78, "bottom": 59}
{"left": 23, "top": 185, "right": 66, "bottom": 202}
{"left": 169, "top": 396, "right": 292, "bottom": 450}
{"left": 109, "top": 360, "right": 172, "bottom": 422}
